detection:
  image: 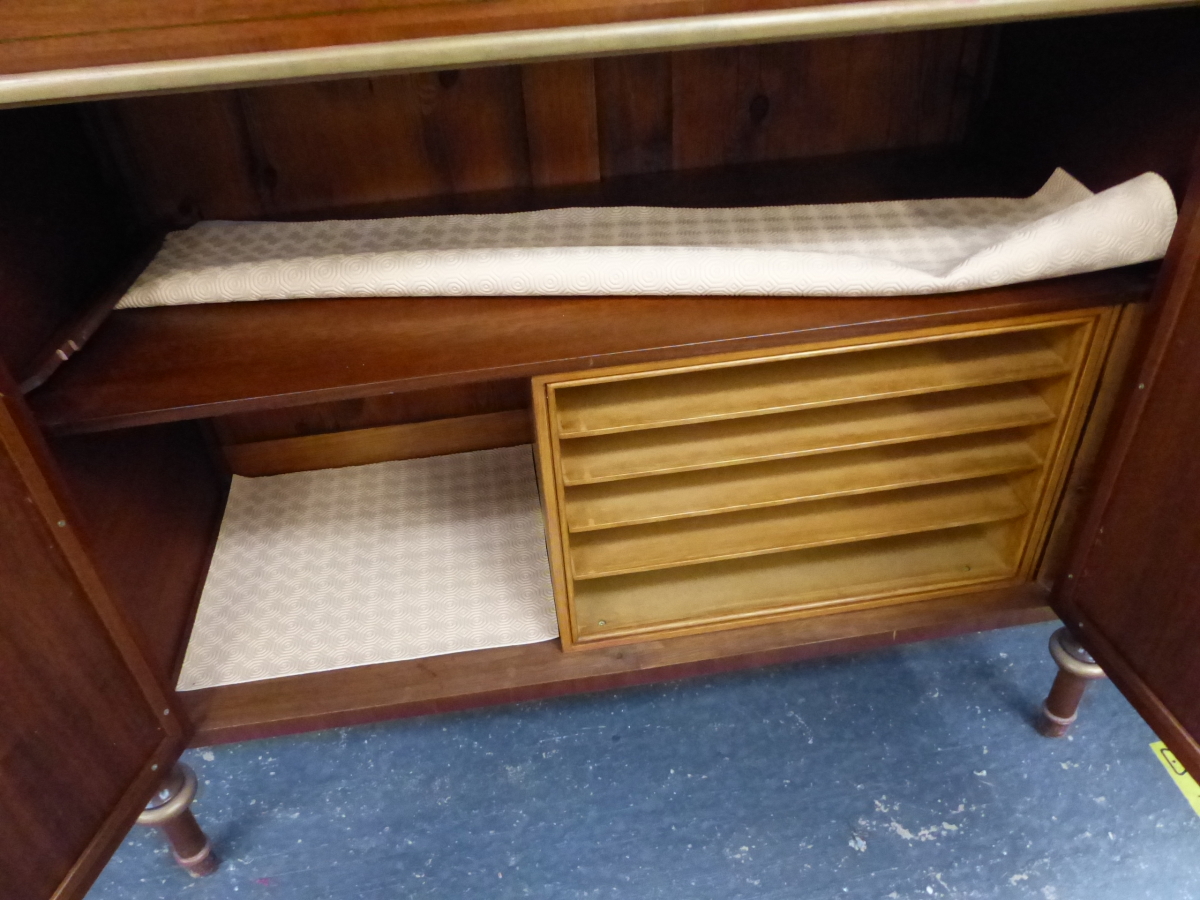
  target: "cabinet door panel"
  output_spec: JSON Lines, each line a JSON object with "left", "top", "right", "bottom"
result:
{"left": 0, "top": 364, "right": 183, "bottom": 900}
{"left": 1055, "top": 158, "right": 1200, "bottom": 775}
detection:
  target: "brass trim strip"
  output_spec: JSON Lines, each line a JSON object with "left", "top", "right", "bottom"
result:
{"left": 1, "top": 0, "right": 1195, "bottom": 107}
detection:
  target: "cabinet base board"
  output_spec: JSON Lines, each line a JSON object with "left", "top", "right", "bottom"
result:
{"left": 180, "top": 582, "right": 1054, "bottom": 746}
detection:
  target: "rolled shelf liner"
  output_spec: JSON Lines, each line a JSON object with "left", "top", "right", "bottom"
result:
{"left": 118, "top": 169, "right": 1176, "bottom": 308}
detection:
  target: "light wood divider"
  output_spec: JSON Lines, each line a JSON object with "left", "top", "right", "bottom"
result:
{"left": 535, "top": 308, "right": 1120, "bottom": 649}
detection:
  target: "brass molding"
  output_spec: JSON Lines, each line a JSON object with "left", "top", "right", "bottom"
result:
{"left": 1, "top": 0, "right": 1196, "bottom": 108}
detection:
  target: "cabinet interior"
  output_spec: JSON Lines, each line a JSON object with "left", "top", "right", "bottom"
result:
{"left": 2, "top": 6, "right": 1197, "bottom": 740}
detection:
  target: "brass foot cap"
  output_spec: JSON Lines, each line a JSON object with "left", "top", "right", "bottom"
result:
{"left": 1036, "top": 701, "right": 1077, "bottom": 738}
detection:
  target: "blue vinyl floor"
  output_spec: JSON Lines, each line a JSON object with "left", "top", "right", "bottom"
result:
{"left": 87, "top": 620, "right": 1199, "bottom": 899}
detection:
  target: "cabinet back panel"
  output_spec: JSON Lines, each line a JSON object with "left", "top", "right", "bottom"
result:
{"left": 978, "top": 7, "right": 1200, "bottom": 197}
{"left": 94, "top": 30, "right": 995, "bottom": 225}
{"left": 0, "top": 106, "right": 145, "bottom": 378}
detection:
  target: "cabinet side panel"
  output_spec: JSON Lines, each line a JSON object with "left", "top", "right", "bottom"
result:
{"left": 0, "top": 105, "right": 144, "bottom": 379}
{"left": 51, "top": 422, "right": 230, "bottom": 685}
{"left": 0, "top": 370, "right": 177, "bottom": 900}
{"left": 1055, "top": 151, "right": 1200, "bottom": 775}
{"left": 978, "top": 7, "right": 1200, "bottom": 196}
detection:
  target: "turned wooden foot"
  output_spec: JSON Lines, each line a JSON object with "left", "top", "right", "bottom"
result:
{"left": 137, "top": 763, "right": 218, "bottom": 877}
{"left": 1037, "top": 627, "right": 1107, "bottom": 738}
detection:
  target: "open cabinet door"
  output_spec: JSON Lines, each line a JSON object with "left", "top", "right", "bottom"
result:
{"left": 0, "top": 363, "right": 185, "bottom": 900}
{"left": 1053, "top": 156, "right": 1200, "bottom": 777}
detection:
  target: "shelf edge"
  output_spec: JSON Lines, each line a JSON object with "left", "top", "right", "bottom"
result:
{"left": 2, "top": 0, "right": 1195, "bottom": 108}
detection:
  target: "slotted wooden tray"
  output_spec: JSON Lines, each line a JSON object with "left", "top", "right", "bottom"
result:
{"left": 534, "top": 308, "right": 1118, "bottom": 649}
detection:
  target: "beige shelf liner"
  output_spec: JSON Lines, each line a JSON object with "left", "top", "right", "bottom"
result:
{"left": 120, "top": 169, "right": 1175, "bottom": 309}
{"left": 176, "top": 446, "right": 558, "bottom": 691}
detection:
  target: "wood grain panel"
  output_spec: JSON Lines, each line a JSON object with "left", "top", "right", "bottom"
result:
{"left": 224, "top": 409, "right": 533, "bottom": 475}
{"left": 522, "top": 59, "right": 601, "bottom": 188}
{"left": 237, "top": 76, "right": 444, "bottom": 216}
{"left": 0, "top": 362, "right": 181, "bottom": 900}
{"left": 670, "top": 31, "right": 992, "bottom": 172}
{"left": 96, "top": 31, "right": 997, "bottom": 218}
{"left": 101, "top": 92, "right": 261, "bottom": 223}
{"left": 1054, "top": 146, "right": 1200, "bottom": 776}
{"left": 417, "top": 67, "right": 532, "bottom": 196}
{"left": 669, "top": 46, "right": 744, "bottom": 171}
{"left": 595, "top": 53, "right": 673, "bottom": 178}
{"left": 51, "top": 423, "right": 229, "bottom": 683}
{"left": 28, "top": 266, "right": 1153, "bottom": 436}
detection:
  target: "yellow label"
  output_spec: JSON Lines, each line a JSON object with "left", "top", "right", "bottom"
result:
{"left": 1151, "top": 741, "right": 1200, "bottom": 818}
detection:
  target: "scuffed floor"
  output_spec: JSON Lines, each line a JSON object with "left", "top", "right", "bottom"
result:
{"left": 87, "top": 621, "right": 1199, "bottom": 899}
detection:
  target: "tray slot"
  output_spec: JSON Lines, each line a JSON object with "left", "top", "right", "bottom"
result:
{"left": 559, "top": 382, "right": 1057, "bottom": 485}
{"left": 571, "top": 526, "right": 1013, "bottom": 641}
{"left": 564, "top": 431, "right": 1043, "bottom": 532}
{"left": 570, "top": 476, "right": 1025, "bottom": 579}
{"left": 555, "top": 329, "right": 1068, "bottom": 437}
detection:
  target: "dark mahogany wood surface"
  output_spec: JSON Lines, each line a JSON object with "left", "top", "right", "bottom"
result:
{"left": 213, "top": 378, "right": 531, "bottom": 442}
{"left": 1054, "top": 147, "right": 1200, "bottom": 777}
{"left": 0, "top": 105, "right": 145, "bottom": 380}
{"left": 0, "top": 363, "right": 183, "bottom": 900}
{"left": 92, "top": 32, "right": 994, "bottom": 226}
{"left": 977, "top": 7, "right": 1200, "bottom": 198}
{"left": 28, "top": 267, "right": 1154, "bottom": 435}
{"left": 182, "top": 583, "right": 1053, "bottom": 745}
{"left": 52, "top": 422, "right": 230, "bottom": 684}
{"left": 0, "top": 0, "right": 994, "bottom": 78}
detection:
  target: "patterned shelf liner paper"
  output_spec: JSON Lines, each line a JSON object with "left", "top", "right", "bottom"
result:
{"left": 176, "top": 446, "right": 558, "bottom": 691}
{"left": 119, "top": 170, "right": 1176, "bottom": 308}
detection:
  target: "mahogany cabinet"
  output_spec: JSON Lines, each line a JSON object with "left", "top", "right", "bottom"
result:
{"left": 2, "top": 2, "right": 1200, "bottom": 898}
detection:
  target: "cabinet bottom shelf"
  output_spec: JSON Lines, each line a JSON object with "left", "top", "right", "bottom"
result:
{"left": 176, "top": 445, "right": 558, "bottom": 690}
{"left": 178, "top": 583, "right": 1054, "bottom": 745}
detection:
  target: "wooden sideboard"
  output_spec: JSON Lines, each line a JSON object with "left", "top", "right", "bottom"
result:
{"left": 2, "top": 3, "right": 1200, "bottom": 898}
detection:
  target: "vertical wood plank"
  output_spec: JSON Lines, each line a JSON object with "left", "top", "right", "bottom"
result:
{"left": 945, "top": 28, "right": 996, "bottom": 143}
{"left": 105, "top": 92, "right": 261, "bottom": 222}
{"left": 236, "top": 76, "right": 446, "bottom": 215}
{"left": 914, "top": 30, "right": 969, "bottom": 147}
{"left": 671, "top": 47, "right": 744, "bottom": 172}
{"left": 595, "top": 54, "right": 673, "bottom": 178}
{"left": 418, "top": 67, "right": 532, "bottom": 196}
{"left": 521, "top": 59, "right": 601, "bottom": 188}
{"left": 836, "top": 34, "right": 902, "bottom": 155}
{"left": 94, "top": 32, "right": 1004, "bottom": 216}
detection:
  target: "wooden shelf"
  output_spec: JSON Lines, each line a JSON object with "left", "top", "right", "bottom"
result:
{"left": 571, "top": 526, "right": 1015, "bottom": 641}
{"left": 178, "top": 583, "right": 1053, "bottom": 745}
{"left": 555, "top": 328, "right": 1069, "bottom": 437}
{"left": 3, "top": 0, "right": 1176, "bottom": 96}
{"left": 571, "top": 476, "right": 1025, "bottom": 579}
{"left": 558, "top": 382, "right": 1057, "bottom": 485}
{"left": 27, "top": 267, "right": 1150, "bottom": 435}
{"left": 564, "top": 431, "right": 1042, "bottom": 532}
